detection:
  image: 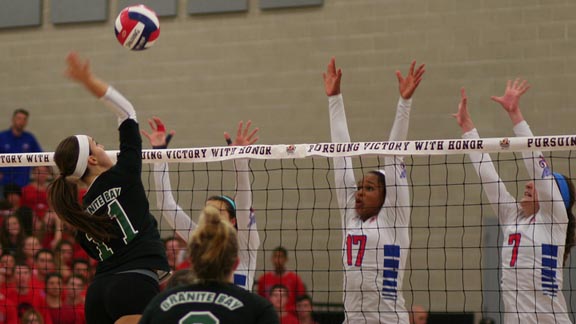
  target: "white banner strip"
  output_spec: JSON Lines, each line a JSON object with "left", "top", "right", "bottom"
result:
{"left": 2, "top": 135, "right": 576, "bottom": 167}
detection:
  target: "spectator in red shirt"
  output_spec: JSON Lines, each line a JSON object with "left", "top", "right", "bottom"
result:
{"left": 21, "top": 166, "right": 52, "bottom": 221}
{"left": 296, "top": 294, "right": 319, "bottom": 324}
{"left": 71, "top": 259, "right": 92, "bottom": 284}
{"left": 45, "top": 273, "right": 84, "bottom": 324}
{"left": 163, "top": 236, "right": 187, "bottom": 271}
{"left": 20, "top": 308, "right": 45, "bottom": 324}
{"left": 0, "top": 253, "right": 16, "bottom": 287}
{"left": 9, "top": 264, "right": 52, "bottom": 324}
{"left": 0, "top": 215, "right": 26, "bottom": 261}
{"left": 22, "top": 236, "right": 42, "bottom": 269}
{"left": 32, "top": 249, "right": 55, "bottom": 291}
{"left": 257, "top": 246, "right": 306, "bottom": 315}
{"left": 269, "top": 284, "right": 298, "bottom": 324}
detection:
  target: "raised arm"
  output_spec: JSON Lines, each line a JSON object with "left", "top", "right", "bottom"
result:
{"left": 66, "top": 52, "right": 136, "bottom": 125}
{"left": 453, "top": 88, "right": 517, "bottom": 222}
{"left": 66, "top": 51, "right": 139, "bottom": 176}
{"left": 382, "top": 61, "right": 424, "bottom": 220}
{"left": 142, "top": 118, "right": 196, "bottom": 241}
{"left": 492, "top": 79, "right": 567, "bottom": 222}
{"left": 324, "top": 57, "right": 357, "bottom": 213}
{"left": 225, "top": 121, "right": 260, "bottom": 251}
{"left": 388, "top": 61, "right": 424, "bottom": 142}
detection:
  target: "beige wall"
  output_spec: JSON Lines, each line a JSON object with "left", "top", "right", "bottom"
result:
{"left": 2, "top": 0, "right": 576, "bottom": 313}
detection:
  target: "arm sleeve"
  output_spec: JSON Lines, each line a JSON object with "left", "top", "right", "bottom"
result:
{"left": 463, "top": 128, "right": 517, "bottom": 224}
{"left": 153, "top": 162, "right": 197, "bottom": 241}
{"left": 513, "top": 121, "right": 567, "bottom": 224}
{"left": 382, "top": 98, "right": 411, "bottom": 225}
{"left": 234, "top": 159, "right": 260, "bottom": 252}
{"left": 328, "top": 94, "right": 357, "bottom": 222}
{"left": 99, "top": 86, "right": 137, "bottom": 126}
{"left": 103, "top": 87, "right": 140, "bottom": 176}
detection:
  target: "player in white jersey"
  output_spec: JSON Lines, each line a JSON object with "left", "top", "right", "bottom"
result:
{"left": 323, "top": 57, "right": 425, "bottom": 324}
{"left": 453, "top": 80, "right": 575, "bottom": 324}
{"left": 142, "top": 119, "right": 260, "bottom": 291}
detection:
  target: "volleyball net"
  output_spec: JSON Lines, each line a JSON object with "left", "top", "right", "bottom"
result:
{"left": 2, "top": 134, "right": 576, "bottom": 322}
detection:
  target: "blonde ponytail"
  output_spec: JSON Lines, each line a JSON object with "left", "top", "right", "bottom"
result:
{"left": 189, "top": 206, "right": 238, "bottom": 282}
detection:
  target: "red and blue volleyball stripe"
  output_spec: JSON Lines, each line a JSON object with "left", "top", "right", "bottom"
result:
{"left": 114, "top": 5, "right": 160, "bottom": 51}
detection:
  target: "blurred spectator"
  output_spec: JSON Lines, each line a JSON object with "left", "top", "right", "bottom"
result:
{"left": 33, "top": 249, "right": 55, "bottom": 290}
{"left": 296, "top": 294, "right": 319, "bottom": 324}
{"left": 0, "top": 215, "right": 26, "bottom": 260}
{"left": 0, "top": 252, "right": 16, "bottom": 286}
{"left": 22, "top": 236, "right": 42, "bottom": 269}
{"left": 3, "top": 184, "right": 34, "bottom": 235}
{"left": 0, "top": 288, "right": 18, "bottom": 324}
{"left": 21, "top": 166, "right": 52, "bottom": 220}
{"left": 45, "top": 273, "right": 84, "bottom": 324}
{"left": 269, "top": 284, "right": 298, "bottom": 324}
{"left": 65, "top": 274, "right": 86, "bottom": 308}
{"left": 164, "top": 236, "right": 187, "bottom": 271}
{"left": 54, "top": 240, "right": 74, "bottom": 282}
{"left": 0, "top": 108, "right": 43, "bottom": 196}
{"left": 71, "top": 259, "right": 92, "bottom": 283}
{"left": 9, "top": 264, "right": 52, "bottom": 324}
{"left": 21, "top": 308, "right": 44, "bottom": 324}
{"left": 257, "top": 246, "right": 306, "bottom": 315}
{"left": 479, "top": 318, "right": 496, "bottom": 324}
{"left": 409, "top": 305, "right": 428, "bottom": 324}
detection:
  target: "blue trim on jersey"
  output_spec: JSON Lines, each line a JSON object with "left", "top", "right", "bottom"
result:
{"left": 541, "top": 244, "right": 559, "bottom": 297}
{"left": 382, "top": 244, "right": 400, "bottom": 300}
{"left": 384, "top": 245, "right": 400, "bottom": 257}
{"left": 233, "top": 273, "right": 247, "bottom": 288}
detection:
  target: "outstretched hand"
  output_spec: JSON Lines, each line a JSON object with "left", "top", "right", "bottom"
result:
{"left": 65, "top": 52, "right": 92, "bottom": 84}
{"left": 224, "top": 120, "right": 259, "bottom": 146}
{"left": 452, "top": 88, "right": 475, "bottom": 133}
{"left": 490, "top": 78, "right": 530, "bottom": 114}
{"left": 141, "top": 117, "right": 175, "bottom": 148}
{"left": 397, "top": 61, "right": 425, "bottom": 100}
{"left": 323, "top": 57, "right": 342, "bottom": 97}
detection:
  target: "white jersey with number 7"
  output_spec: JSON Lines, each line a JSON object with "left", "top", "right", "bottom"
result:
{"left": 463, "top": 122, "right": 571, "bottom": 324}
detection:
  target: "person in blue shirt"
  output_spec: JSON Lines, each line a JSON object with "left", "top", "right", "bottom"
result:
{"left": 0, "top": 109, "right": 43, "bottom": 194}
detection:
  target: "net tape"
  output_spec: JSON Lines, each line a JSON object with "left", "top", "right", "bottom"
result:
{"left": 1, "top": 135, "right": 575, "bottom": 166}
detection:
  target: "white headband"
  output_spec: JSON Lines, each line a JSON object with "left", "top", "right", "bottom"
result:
{"left": 72, "top": 135, "right": 90, "bottom": 178}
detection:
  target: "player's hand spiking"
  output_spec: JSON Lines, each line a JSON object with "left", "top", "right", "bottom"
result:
{"left": 397, "top": 60, "right": 425, "bottom": 100}
{"left": 452, "top": 88, "right": 475, "bottom": 133}
{"left": 141, "top": 116, "right": 175, "bottom": 149}
{"left": 225, "top": 120, "right": 259, "bottom": 147}
{"left": 65, "top": 52, "right": 92, "bottom": 84}
{"left": 323, "top": 57, "right": 342, "bottom": 97}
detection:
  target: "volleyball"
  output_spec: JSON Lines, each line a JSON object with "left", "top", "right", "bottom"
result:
{"left": 114, "top": 5, "right": 160, "bottom": 51}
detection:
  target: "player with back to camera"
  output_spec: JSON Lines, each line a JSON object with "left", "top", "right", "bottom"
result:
{"left": 47, "top": 52, "right": 170, "bottom": 324}
{"left": 324, "top": 57, "right": 425, "bottom": 323}
{"left": 139, "top": 205, "right": 278, "bottom": 324}
{"left": 453, "top": 80, "right": 575, "bottom": 323}
{"left": 142, "top": 118, "right": 260, "bottom": 291}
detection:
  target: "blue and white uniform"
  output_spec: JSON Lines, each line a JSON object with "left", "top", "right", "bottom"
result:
{"left": 463, "top": 121, "right": 571, "bottom": 324}
{"left": 154, "top": 159, "right": 260, "bottom": 291}
{"left": 329, "top": 94, "right": 412, "bottom": 324}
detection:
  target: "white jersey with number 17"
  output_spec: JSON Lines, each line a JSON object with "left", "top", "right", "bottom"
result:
{"left": 329, "top": 94, "right": 412, "bottom": 324}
